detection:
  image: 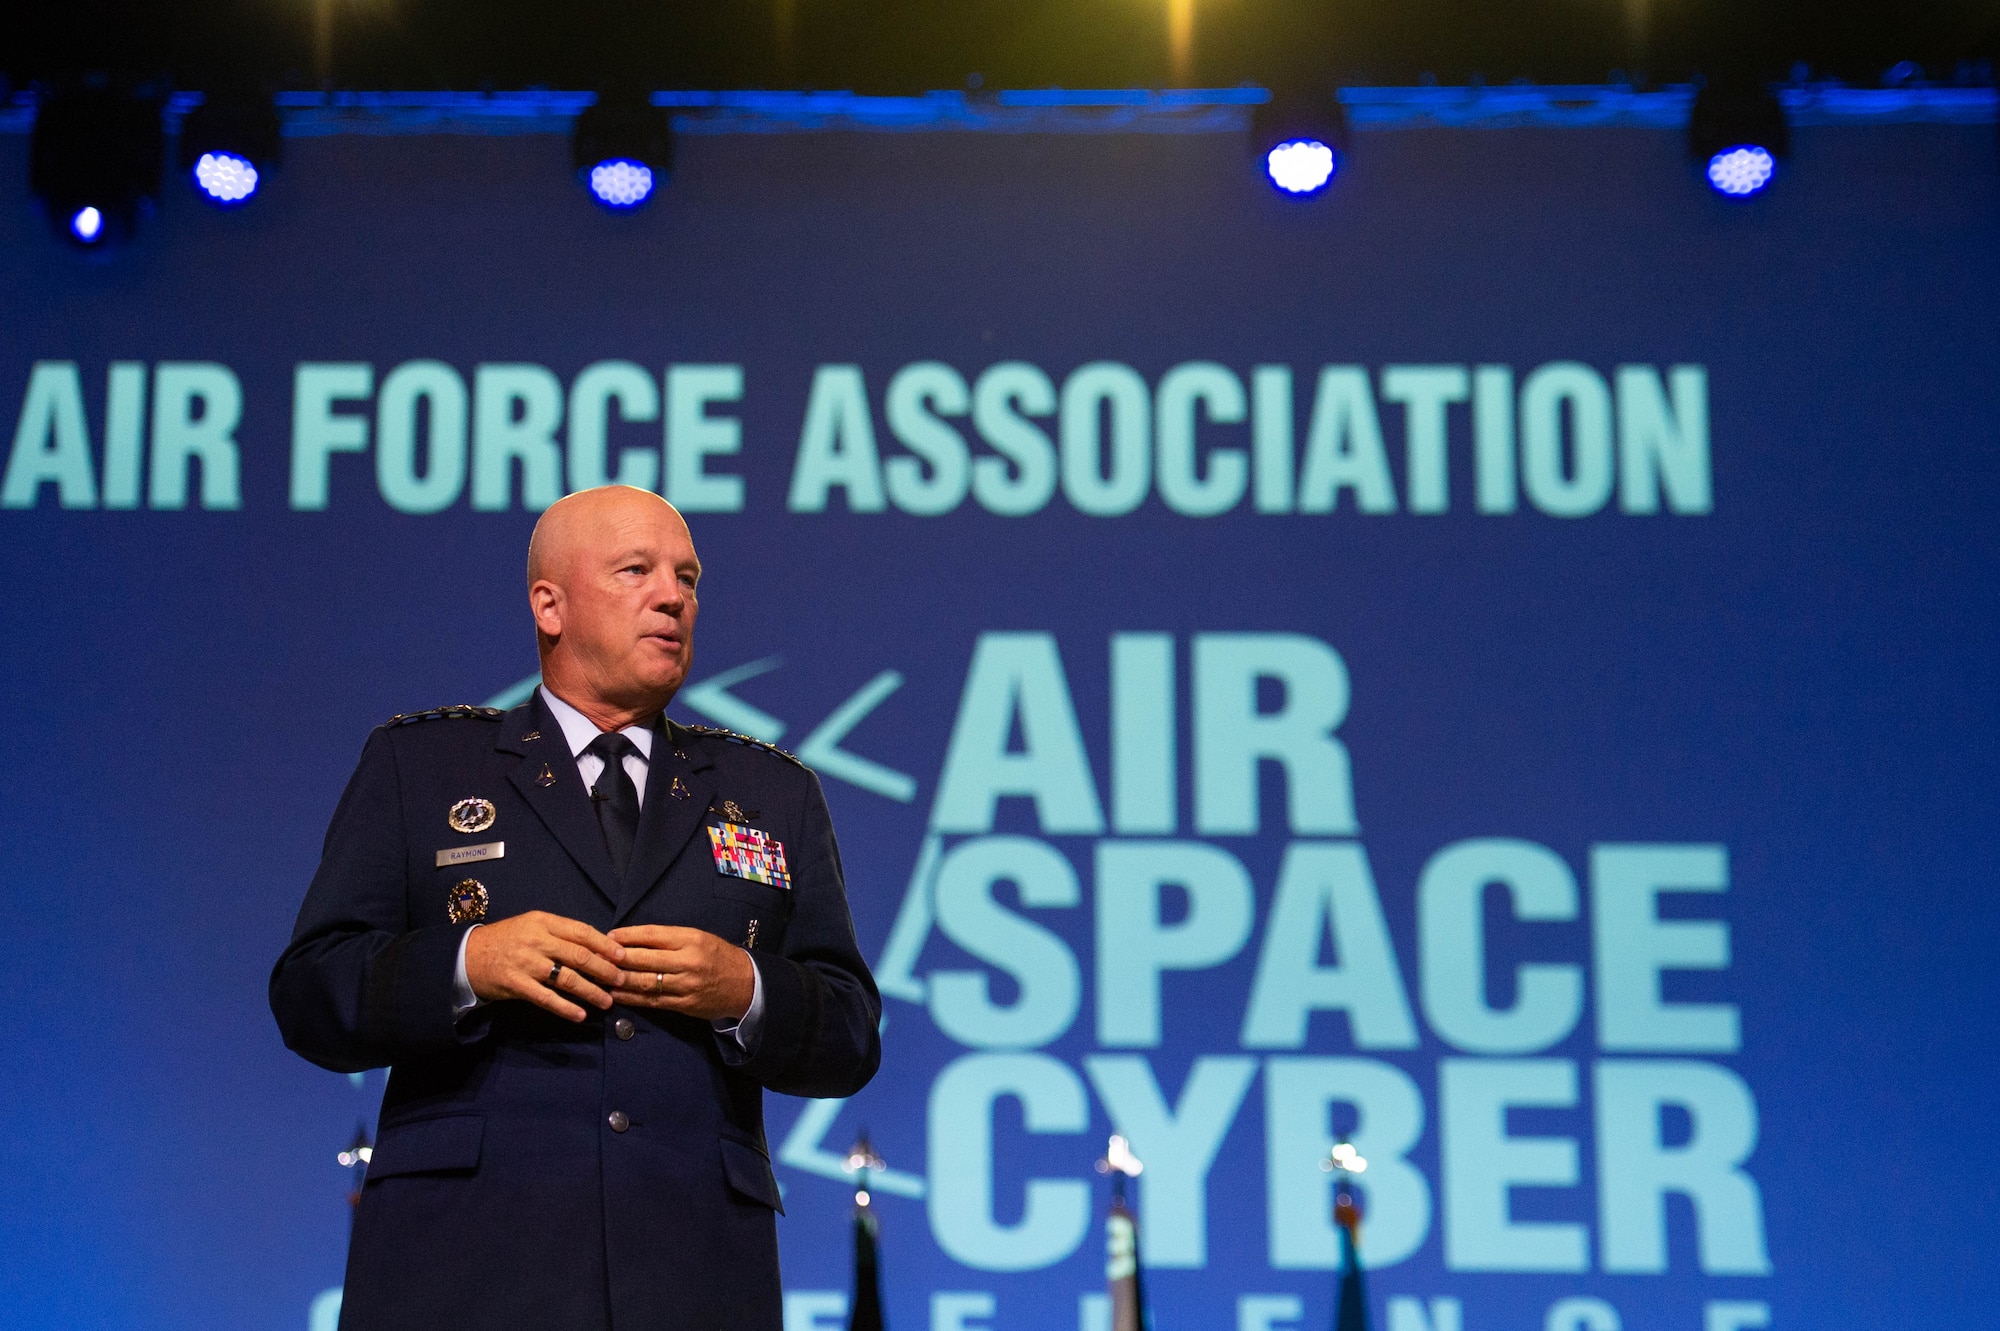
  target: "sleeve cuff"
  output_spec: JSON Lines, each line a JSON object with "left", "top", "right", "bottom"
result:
{"left": 718, "top": 951, "right": 811, "bottom": 1075}
{"left": 711, "top": 949, "right": 765, "bottom": 1051}
{"left": 451, "top": 924, "right": 483, "bottom": 1017}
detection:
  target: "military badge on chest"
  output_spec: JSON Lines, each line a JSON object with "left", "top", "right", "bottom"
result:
{"left": 708, "top": 822, "right": 791, "bottom": 890}
{"left": 446, "top": 878, "right": 489, "bottom": 924}
{"left": 447, "top": 797, "right": 497, "bottom": 834}
{"left": 444, "top": 799, "right": 500, "bottom": 922}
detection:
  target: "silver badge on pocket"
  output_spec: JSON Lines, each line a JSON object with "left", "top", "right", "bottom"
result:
{"left": 447, "top": 798, "right": 497, "bottom": 834}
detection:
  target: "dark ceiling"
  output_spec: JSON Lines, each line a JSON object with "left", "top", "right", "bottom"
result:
{"left": 6, "top": 0, "right": 1999, "bottom": 94}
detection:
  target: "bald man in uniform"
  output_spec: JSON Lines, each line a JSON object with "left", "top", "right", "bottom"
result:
{"left": 272, "top": 486, "right": 881, "bottom": 1331}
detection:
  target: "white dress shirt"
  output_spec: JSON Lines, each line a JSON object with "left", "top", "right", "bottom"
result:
{"left": 451, "top": 685, "right": 764, "bottom": 1047}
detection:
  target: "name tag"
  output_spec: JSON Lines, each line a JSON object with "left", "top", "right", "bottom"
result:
{"left": 436, "top": 841, "right": 504, "bottom": 867}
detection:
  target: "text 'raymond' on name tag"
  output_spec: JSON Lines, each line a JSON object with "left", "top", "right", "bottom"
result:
{"left": 436, "top": 841, "right": 504, "bottom": 868}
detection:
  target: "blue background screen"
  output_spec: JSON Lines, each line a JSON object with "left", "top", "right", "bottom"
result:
{"left": 0, "top": 108, "right": 1993, "bottom": 1331}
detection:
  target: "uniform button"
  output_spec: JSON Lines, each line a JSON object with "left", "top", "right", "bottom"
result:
{"left": 613, "top": 1017, "right": 635, "bottom": 1041}
{"left": 608, "top": 1111, "right": 630, "bottom": 1133}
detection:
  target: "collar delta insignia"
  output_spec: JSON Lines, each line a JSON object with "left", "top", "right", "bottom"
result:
{"left": 448, "top": 797, "right": 497, "bottom": 834}
{"left": 447, "top": 878, "right": 490, "bottom": 924}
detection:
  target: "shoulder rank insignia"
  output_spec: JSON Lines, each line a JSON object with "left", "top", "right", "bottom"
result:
{"left": 388, "top": 704, "right": 505, "bottom": 727}
{"left": 682, "top": 724, "right": 807, "bottom": 769}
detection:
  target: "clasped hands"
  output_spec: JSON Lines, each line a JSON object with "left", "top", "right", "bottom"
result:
{"left": 464, "top": 910, "right": 754, "bottom": 1024}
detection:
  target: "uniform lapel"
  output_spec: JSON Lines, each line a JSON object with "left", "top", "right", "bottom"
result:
{"left": 613, "top": 718, "right": 718, "bottom": 924}
{"left": 499, "top": 696, "right": 622, "bottom": 911}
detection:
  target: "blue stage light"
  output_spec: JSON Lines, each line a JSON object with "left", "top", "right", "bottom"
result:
{"left": 1689, "top": 82, "right": 1787, "bottom": 200}
{"left": 30, "top": 87, "right": 163, "bottom": 248}
{"left": 1705, "top": 145, "right": 1776, "bottom": 198}
{"left": 587, "top": 157, "right": 655, "bottom": 209}
{"left": 573, "top": 94, "right": 671, "bottom": 210}
{"left": 1265, "top": 138, "right": 1338, "bottom": 196}
{"left": 1251, "top": 85, "right": 1348, "bottom": 200}
{"left": 179, "top": 92, "right": 281, "bottom": 211}
{"left": 192, "top": 150, "right": 259, "bottom": 205}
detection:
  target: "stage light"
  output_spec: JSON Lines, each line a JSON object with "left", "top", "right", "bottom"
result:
{"left": 193, "top": 151, "right": 259, "bottom": 203}
{"left": 29, "top": 85, "right": 164, "bottom": 248}
{"left": 1688, "top": 79, "right": 1788, "bottom": 200}
{"left": 587, "top": 158, "right": 654, "bottom": 208}
{"left": 573, "top": 92, "right": 672, "bottom": 210}
{"left": 1251, "top": 84, "right": 1348, "bottom": 199}
{"left": 1705, "top": 145, "right": 1775, "bottom": 197}
{"left": 179, "top": 91, "right": 282, "bottom": 209}
{"left": 1265, "top": 138, "right": 1337, "bottom": 195}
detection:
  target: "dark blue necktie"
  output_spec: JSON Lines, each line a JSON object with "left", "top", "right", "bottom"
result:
{"left": 584, "top": 732, "right": 642, "bottom": 879}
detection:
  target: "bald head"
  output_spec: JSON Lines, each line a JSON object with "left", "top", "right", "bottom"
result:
{"left": 528, "top": 486, "right": 692, "bottom": 588}
{"left": 527, "top": 486, "right": 702, "bottom": 730}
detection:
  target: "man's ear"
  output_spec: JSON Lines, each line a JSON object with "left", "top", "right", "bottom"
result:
{"left": 529, "top": 580, "right": 564, "bottom": 638}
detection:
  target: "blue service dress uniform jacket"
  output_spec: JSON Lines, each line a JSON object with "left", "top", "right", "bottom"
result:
{"left": 270, "top": 697, "right": 882, "bottom": 1331}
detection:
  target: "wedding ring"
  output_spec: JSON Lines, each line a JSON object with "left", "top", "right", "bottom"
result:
{"left": 653, "top": 971, "right": 665, "bottom": 993}
{"left": 547, "top": 962, "right": 563, "bottom": 986}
